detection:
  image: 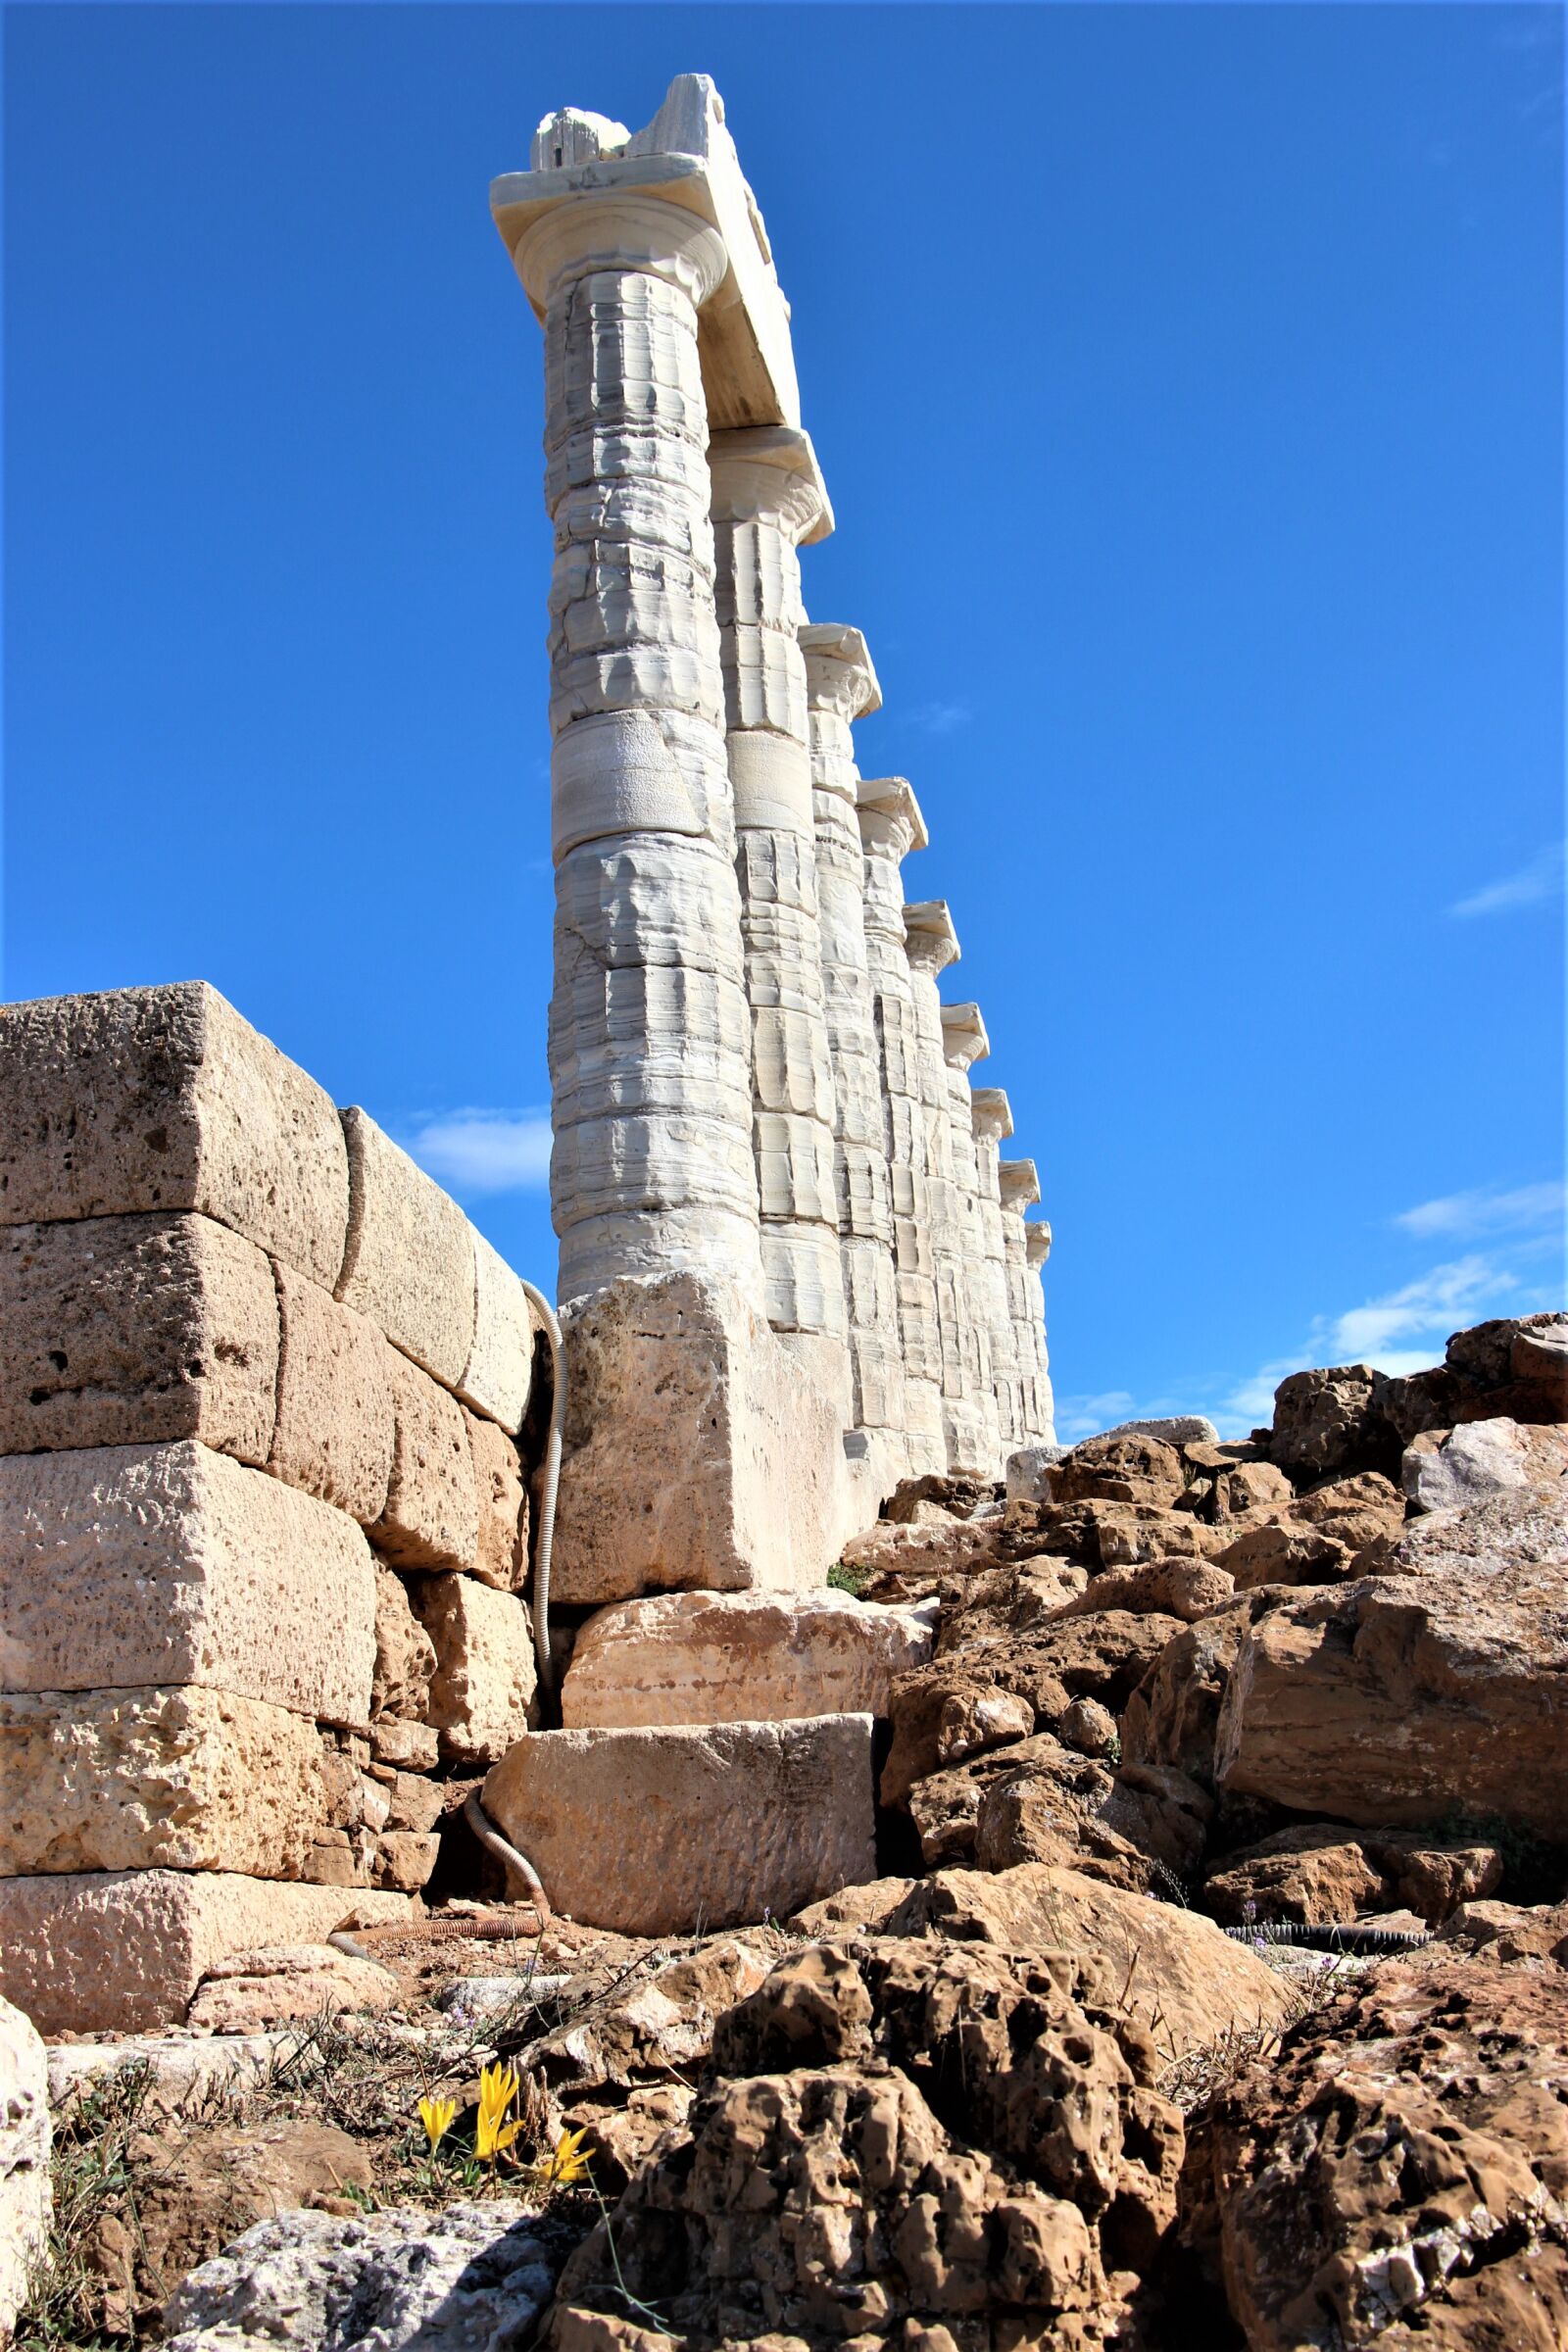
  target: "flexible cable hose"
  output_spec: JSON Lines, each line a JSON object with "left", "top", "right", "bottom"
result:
{"left": 517, "top": 1278, "right": 564, "bottom": 1700}
{"left": 464, "top": 1789, "right": 553, "bottom": 1924}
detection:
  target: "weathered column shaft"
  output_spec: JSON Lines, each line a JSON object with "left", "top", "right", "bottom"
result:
{"left": 970, "top": 1087, "right": 1022, "bottom": 1449}
{"left": 940, "top": 1004, "right": 1004, "bottom": 1470}
{"left": 515, "top": 193, "right": 763, "bottom": 1308}
{"left": 1024, "top": 1221, "right": 1057, "bottom": 1446}
{"left": 1000, "top": 1158, "right": 1050, "bottom": 1446}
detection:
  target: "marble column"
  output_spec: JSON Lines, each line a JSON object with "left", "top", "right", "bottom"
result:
{"left": 797, "top": 626, "right": 908, "bottom": 1466}
{"left": 905, "top": 902, "right": 990, "bottom": 1476}
{"left": 509, "top": 190, "right": 763, "bottom": 1309}
{"left": 1000, "top": 1158, "right": 1046, "bottom": 1445}
{"left": 856, "top": 777, "right": 944, "bottom": 1471}
{"left": 1024, "top": 1221, "right": 1058, "bottom": 1446}
{"left": 709, "top": 430, "right": 848, "bottom": 1388}
{"left": 939, "top": 1004, "right": 1003, "bottom": 1472}
{"left": 969, "top": 1087, "right": 1023, "bottom": 1450}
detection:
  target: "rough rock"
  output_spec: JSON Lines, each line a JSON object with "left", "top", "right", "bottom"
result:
{"left": 1381, "top": 1312, "right": 1568, "bottom": 1442}
{"left": 839, "top": 1515, "right": 1008, "bottom": 1589}
{"left": 369, "top": 1561, "right": 437, "bottom": 1725}
{"left": 1215, "top": 1517, "right": 1362, "bottom": 1589}
{"left": 0, "top": 981, "right": 350, "bottom": 1287}
{"left": 184, "top": 1943, "right": 403, "bottom": 2033}
{"left": 1268, "top": 1362, "right": 1397, "bottom": 1480}
{"left": 973, "top": 1742, "right": 1212, "bottom": 1894}
{"left": 0, "top": 1993, "right": 49, "bottom": 2344}
{"left": 409, "top": 1572, "right": 537, "bottom": 1766}
{"left": 1215, "top": 1496, "right": 1568, "bottom": 1838}
{"left": 1004, "top": 1444, "right": 1063, "bottom": 1503}
{"left": 165, "top": 2200, "right": 559, "bottom": 2352}
{"left": 481, "top": 1714, "right": 876, "bottom": 1936}
{"left": 466, "top": 1409, "right": 529, "bottom": 1592}
{"left": 885, "top": 1472, "right": 996, "bottom": 1523}
{"left": 1121, "top": 1588, "right": 1302, "bottom": 1781}
{"left": 906, "top": 1733, "right": 1081, "bottom": 1870}
{"left": 1048, "top": 1432, "right": 1186, "bottom": 1508}
{"left": 531, "top": 1937, "right": 772, "bottom": 2100}
{"left": 1057, "top": 1558, "right": 1236, "bottom": 1622}
{"left": 0, "top": 1871, "right": 413, "bottom": 2034}
{"left": 1186, "top": 1959, "right": 1568, "bottom": 2349}
{"left": 0, "top": 1685, "right": 324, "bottom": 1877}
{"left": 1201, "top": 1823, "right": 1502, "bottom": 1928}
{"left": 370, "top": 1349, "right": 480, "bottom": 1575}
{"left": 1403, "top": 1415, "right": 1568, "bottom": 1513}
{"left": 561, "top": 1588, "right": 934, "bottom": 1729}
{"left": 1103, "top": 1414, "right": 1220, "bottom": 1446}
{"left": 268, "top": 1263, "right": 394, "bottom": 1522}
{"left": 1435, "top": 1899, "right": 1568, "bottom": 1966}
{"left": 457, "top": 1228, "right": 536, "bottom": 1435}
{"left": 0, "top": 1439, "right": 375, "bottom": 1727}
{"left": 0, "top": 1212, "right": 278, "bottom": 1463}
{"left": 1058, "top": 1694, "right": 1121, "bottom": 1756}
{"left": 335, "top": 1106, "right": 476, "bottom": 1388}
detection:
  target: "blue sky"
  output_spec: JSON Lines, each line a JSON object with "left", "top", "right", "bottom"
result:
{"left": 5, "top": 4, "right": 1563, "bottom": 1438}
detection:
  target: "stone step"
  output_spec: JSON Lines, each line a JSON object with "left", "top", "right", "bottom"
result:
{"left": 480, "top": 1714, "right": 877, "bottom": 1936}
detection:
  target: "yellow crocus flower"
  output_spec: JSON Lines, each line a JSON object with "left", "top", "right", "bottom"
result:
{"left": 541, "top": 2127, "right": 592, "bottom": 2188}
{"left": 475, "top": 2061, "right": 523, "bottom": 2165}
{"left": 417, "top": 2094, "right": 457, "bottom": 2152}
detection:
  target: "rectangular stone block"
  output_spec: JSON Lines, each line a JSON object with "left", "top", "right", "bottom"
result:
{"left": 0, "top": 1871, "right": 414, "bottom": 2034}
{"left": 0, "top": 982, "right": 349, "bottom": 1287}
{"left": 408, "top": 1572, "right": 537, "bottom": 1766}
{"left": 458, "top": 1232, "right": 535, "bottom": 1436}
{"left": 269, "top": 1263, "right": 394, "bottom": 1522}
{"left": 370, "top": 1351, "right": 480, "bottom": 1573}
{"left": 0, "top": 1440, "right": 376, "bottom": 1726}
{"left": 336, "top": 1109, "right": 476, "bottom": 1388}
{"left": 466, "top": 1410, "right": 529, "bottom": 1592}
{"left": 560, "top": 1590, "right": 935, "bottom": 1730}
{"left": 0, "top": 1686, "right": 324, "bottom": 1878}
{"left": 0, "top": 1212, "right": 279, "bottom": 1463}
{"left": 481, "top": 1714, "right": 877, "bottom": 1936}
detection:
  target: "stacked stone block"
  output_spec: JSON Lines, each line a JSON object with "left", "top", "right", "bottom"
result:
{"left": 0, "top": 982, "right": 544, "bottom": 2029}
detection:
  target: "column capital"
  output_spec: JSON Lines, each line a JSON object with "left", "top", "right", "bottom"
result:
{"left": 1026, "top": 1221, "right": 1053, "bottom": 1268}
{"left": 904, "top": 900, "right": 960, "bottom": 977}
{"left": 999, "top": 1158, "right": 1041, "bottom": 1211}
{"left": 856, "top": 775, "right": 927, "bottom": 857}
{"left": 710, "top": 427, "right": 833, "bottom": 546}
{"left": 970, "top": 1087, "right": 1013, "bottom": 1142}
{"left": 940, "top": 1003, "right": 990, "bottom": 1070}
{"left": 509, "top": 188, "right": 728, "bottom": 312}
{"left": 800, "top": 623, "right": 881, "bottom": 721}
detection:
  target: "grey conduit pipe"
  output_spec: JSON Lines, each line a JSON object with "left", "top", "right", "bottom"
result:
{"left": 518, "top": 1279, "right": 564, "bottom": 1700}
{"left": 464, "top": 1790, "right": 553, "bottom": 1925}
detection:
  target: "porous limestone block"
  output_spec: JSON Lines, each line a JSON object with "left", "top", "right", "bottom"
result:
{"left": 0, "top": 1685, "right": 325, "bottom": 1878}
{"left": 550, "top": 1272, "right": 850, "bottom": 1603}
{"left": 0, "top": 1213, "right": 279, "bottom": 1463}
{"left": 481, "top": 1714, "right": 876, "bottom": 1936}
{"left": 458, "top": 1232, "right": 535, "bottom": 1435}
{"left": 1402, "top": 1417, "right": 1568, "bottom": 1513}
{"left": 336, "top": 1108, "right": 476, "bottom": 1388}
{"left": 0, "top": 1872, "right": 415, "bottom": 2035}
{"left": 370, "top": 1350, "right": 480, "bottom": 1575}
{"left": 466, "top": 1411, "right": 528, "bottom": 1592}
{"left": 0, "top": 981, "right": 350, "bottom": 1288}
{"left": 560, "top": 1590, "right": 935, "bottom": 1730}
{"left": 0, "top": 1440, "right": 376, "bottom": 1726}
{"left": 269, "top": 1263, "right": 394, "bottom": 1523}
{"left": 0, "top": 1992, "right": 49, "bottom": 2342}
{"left": 408, "top": 1574, "right": 537, "bottom": 1767}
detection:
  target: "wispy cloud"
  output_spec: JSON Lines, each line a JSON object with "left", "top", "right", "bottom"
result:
{"left": 403, "top": 1108, "right": 552, "bottom": 1198}
{"left": 1054, "top": 1389, "right": 1135, "bottom": 1443}
{"left": 1394, "top": 1181, "right": 1565, "bottom": 1244}
{"left": 1327, "top": 1253, "right": 1512, "bottom": 1362}
{"left": 1447, "top": 841, "right": 1565, "bottom": 919}
{"left": 907, "top": 699, "right": 972, "bottom": 737}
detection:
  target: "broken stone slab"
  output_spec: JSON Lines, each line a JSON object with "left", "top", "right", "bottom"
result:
{"left": 185, "top": 1943, "right": 403, "bottom": 2034}
{"left": 0, "top": 1440, "right": 375, "bottom": 1725}
{"left": 0, "top": 982, "right": 350, "bottom": 1288}
{"left": 0, "top": 1993, "right": 49, "bottom": 2345}
{"left": 1004, "top": 1444, "right": 1066, "bottom": 1503}
{"left": 1102, "top": 1415, "right": 1220, "bottom": 1446}
{"left": 165, "top": 2199, "right": 560, "bottom": 2352}
{"left": 1402, "top": 1415, "right": 1568, "bottom": 1513}
{"left": 0, "top": 1211, "right": 279, "bottom": 1463}
{"left": 435, "top": 1975, "right": 572, "bottom": 2029}
{"left": 559, "top": 1588, "right": 936, "bottom": 1729}
{"left": 0, "top": 1873, "right": 415, "bottom": 2035}
{"left": 550, "top": 1271, "right": 852, "bottom": 1602}
{"left": 47, "top": 2030, "right": 319, "bottom": 2110}
{"left": 335, "top": 1108, "right": 476, "bottom": 1390}
{"left": 0, "top": 1685, "right": 326, "bottom": 1879}
{"left": 457, "top": 1231, "right": 536, "bottom": 1436}
{"left": 409, "top": 1573, "right": 538, "bottom": 1767}
{"left": 268, "top": 1263, "right": 394, "bottom": 1523}
{"left": 370, "top": 1349, "right": 481, "bottom": 1574}
{"left": 481, "top": 1714, "right": 877, "bottom": 1936}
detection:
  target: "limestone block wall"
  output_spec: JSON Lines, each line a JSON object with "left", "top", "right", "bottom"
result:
{"left": 0, "top": 981, "right": 545, "bottom": 2030}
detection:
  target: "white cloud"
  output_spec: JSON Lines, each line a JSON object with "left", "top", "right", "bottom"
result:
{"left": 1447, "top": 840, "right": 1565, "bottom": 918}
{"left": 1327, "top": 1252, "right": 1511, "bottom": 1361}
{"left": 1054, "top": 1389, "right": 1134, "bottom": 1442}
{"left": 403, "top": 1108, "right": 552, "bottom": 1198}
{"left": 908, "top": 699, "right": 972, "bottom": 736}
{"left": 1394, "top": 1180, "right": 1565, "bottom": 1243}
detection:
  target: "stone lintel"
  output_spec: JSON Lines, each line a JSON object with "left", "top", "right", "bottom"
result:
{"left": 856, "top": 775, "right": 928, "bottom": 855}
{"left": 999, "top": 1158, "right": 1041, "bottom": 1211}
{"left": 1025, "top": 1221, "right": 1054, "bottom": 1267}
{"left": 971, "top": 1086, "right": 1014, "bottom": 1142}
{"left": 940, "top": 1002, "right": 990, "bottom": 1070}
{"left": 710, "top": 426, "right": 832, "bottom": 545}
{"left": 799, "top": 623, "right": 882, "bottom": 719}
{"left": 492, "top": 74, "right": 800, "bottom": 431}
{"left": 903, "top": 900, "right": 960, "bottom": 976}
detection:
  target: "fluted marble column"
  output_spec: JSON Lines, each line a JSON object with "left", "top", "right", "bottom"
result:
{"left": 1000, "top": 1158, "right": 1048, "bottom": 1445}
{"left": 970, "top": 1087, "right": 1023, "bottom": 1449}
{"left": 509, "top": 189, "right": 763, "bottom": 1308}
{"left": 905, "top": 902, "right": 990, "bottom": 1475}
{"left": 710, "top": 430, "right": 848, "bottom": 1384}
{"left": 856, "top": 778, "right": 943, "bottom": 1468}
{"left": 940, "top": 1004, "right": 1003, "bottom": 1471}
{"left": 1024, "top": 1221, "right": 1057, "bottom": 1446}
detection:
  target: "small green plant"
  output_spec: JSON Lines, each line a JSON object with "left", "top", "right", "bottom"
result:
{"left": 826, "top": 1561, "right": 868, "bottom": 1596}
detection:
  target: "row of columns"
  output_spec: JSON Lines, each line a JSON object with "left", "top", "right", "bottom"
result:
{"left": 511, "top": 176, "right": 1054, "bottom": 1476}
